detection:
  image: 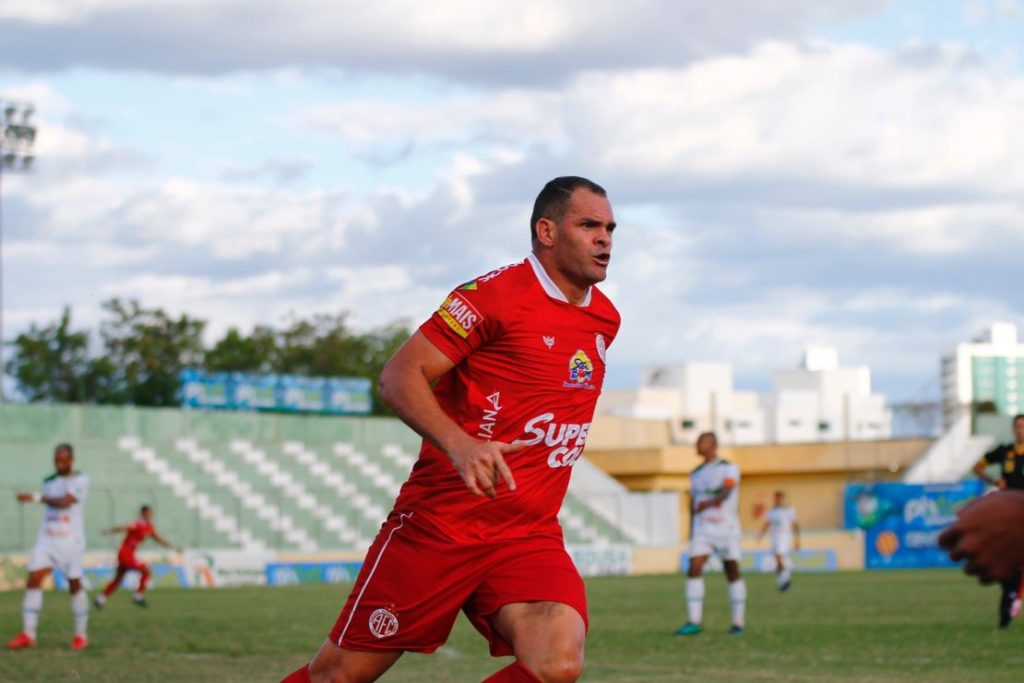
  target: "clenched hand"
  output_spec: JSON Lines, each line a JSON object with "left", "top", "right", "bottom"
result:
{"left": 938, "top": 490, "right": 1024, "bottom": 583}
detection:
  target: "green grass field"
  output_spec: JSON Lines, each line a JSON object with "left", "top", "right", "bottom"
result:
{"left": 1, "top": 570, "right": 1021, "bottom": 682}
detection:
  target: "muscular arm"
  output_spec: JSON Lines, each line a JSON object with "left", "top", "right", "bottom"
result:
{"left": 17, "top": 492, "right": 78, "bottom": 508}
{"left": 378, "top": 331, "right": 520, "bottom": 498}
{"left": 151, "top": 530, "right": 179, "bottom": 551}
{"left": 694, "top": 484, "right": 735, "bottom": 513}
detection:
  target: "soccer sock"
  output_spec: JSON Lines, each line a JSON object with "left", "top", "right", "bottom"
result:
{"left": 95, "top": 593, "right": 107, "bottom": 606}
{"left": 778, "top": 567, "right": 791, "bottom": 587}
{"left": 279, "top": 664, "right": 312, "bottom": 683}
{"left": 22, "top": 589, "right": 42, "bottom": 639}
{"left": 139, "top": 567, "right": 151, "bottom": 594}
{"left": 134, "top": 591, "right": 145, "bottom": 602}
{"left": 729, "top": 579, "right": 747, "bottom": 628}
{"left": 482, "top": 661, "right": 544, "bottom": 682}
{"left": 71, "top": 590, "right": 89, "bottom": 638}
{"left": 686, "top": 577, "right": 705, "bottom": 624}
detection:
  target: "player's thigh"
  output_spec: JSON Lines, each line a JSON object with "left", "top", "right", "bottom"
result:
{"left": 308, "top": 638, "right": 402, "bottom": 683}
{"left": 491, "top": 601, "right": 586, "bottom": 679}
{"left": 26, "top": 567, "right": 51, "bottom": 588}
{"left": 687, "top": 552, "right": 709, "bottom": 577}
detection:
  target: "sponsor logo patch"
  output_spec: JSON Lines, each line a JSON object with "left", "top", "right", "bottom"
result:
{"left": 368, "top": 608, "right": 399, "bottom": 638}
{"left": 437, "top": 292, "right": 482, "bottom": 339}
{"left": 564, "top": 350, "right": 596, "bottom": 390}
{"left": 595, "top": 334, "right": 607, "bottom": 363}
{"left": 458, "top": 280, "right": 478, "bottom": 291}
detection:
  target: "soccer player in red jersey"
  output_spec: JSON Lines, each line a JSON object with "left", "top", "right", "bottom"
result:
{"left": 281, "top": 176, "right": 619, "bottom": 683}
{"left": 93, "top": 505, "right": 180, "bottom": 609}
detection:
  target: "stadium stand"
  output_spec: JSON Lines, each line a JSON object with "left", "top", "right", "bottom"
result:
{"left": 1, "top": 403, "right": 667, "bottom": 554}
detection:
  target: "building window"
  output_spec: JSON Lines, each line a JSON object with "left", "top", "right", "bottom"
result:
{"left": 789, "top": 420, "right": 802, "bottom": 427}
{"left": 681, "top": 419, "right": 695, "bottom": 429}
{"left": 818, "top": 421, "right": 830, "bottom": 432}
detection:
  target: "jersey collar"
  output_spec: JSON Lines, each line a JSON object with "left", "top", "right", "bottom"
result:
{"left": 526, "top": 253, "right": 593, "bottom": 307}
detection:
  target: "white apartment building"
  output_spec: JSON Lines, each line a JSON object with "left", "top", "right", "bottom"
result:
{"left": 597, "top": 345, "right": 892, "bottom": 445}
{"left": 941, "top": 322, "right": 1024, "bottom": 429}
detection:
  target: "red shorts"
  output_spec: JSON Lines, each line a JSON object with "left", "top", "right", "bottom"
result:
{"left": 328, "top": 511, "right": 587, "bottom": 656}
{"left": 117, "top": 553, "right": 147, "bottom": 572}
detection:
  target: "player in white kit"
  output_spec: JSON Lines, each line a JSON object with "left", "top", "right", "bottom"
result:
{"left": 675, "top": 432, "right": 746, "bottom": 636}
{"left": 759, "top": 490, "right": 800, "bottom": 592}
{"left": 6, "top": 444, "right": 91, "bottom": 650}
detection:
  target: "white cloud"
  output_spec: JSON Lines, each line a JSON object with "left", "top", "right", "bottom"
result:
{"left": 0, "top": 0, "right": 881, "bottom": 81}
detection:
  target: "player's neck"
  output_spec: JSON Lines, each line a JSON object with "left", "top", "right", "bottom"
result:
{"left": 529, "top": 251, "right": 591, "bottom": 305}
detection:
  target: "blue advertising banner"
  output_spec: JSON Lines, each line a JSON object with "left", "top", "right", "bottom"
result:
{"left": 180, "top": 369, "right": 372, "bottom": 415}
{"left": 265, "top": 562, "right": 363, "bottom": 586}
{"left": 844, "top": 481, "right": 984, "bottom": 569}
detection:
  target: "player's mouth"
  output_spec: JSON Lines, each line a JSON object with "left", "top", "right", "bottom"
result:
{"left": 593, "top": 253, "right": 611, "bottom": 268}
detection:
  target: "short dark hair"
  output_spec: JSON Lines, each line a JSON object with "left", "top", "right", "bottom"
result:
{"left": 697, "top": 431, "right": 718, "bottom": 446}
{"left": 1014, "top": 414, "right": 1024, "bottom": 425}
{"left": 530, "top": 176, "right": 607, "bottom": 242}
{"left": 141, "top": 505, "right": 152, "bottom": 514}
{"left": 54, "top": 443, "right": 73, "bottom": 458}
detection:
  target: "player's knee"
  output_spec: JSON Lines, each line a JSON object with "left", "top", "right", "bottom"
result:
{"left": 532, "top": 652, "right": 584, "bottom": 683}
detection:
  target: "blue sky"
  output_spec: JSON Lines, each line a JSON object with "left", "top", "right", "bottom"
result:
{"left": 1, "top": 0, "right": 1023, "bottom": 404}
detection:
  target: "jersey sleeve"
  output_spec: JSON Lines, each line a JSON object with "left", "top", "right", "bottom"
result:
{"left": 724, "top": 463, "right": 740, "bottom": 487}
{"left": 983, "top": 445, "right": 1007, "bottom": 465}
{"left": 70, "top": 474, "right": 89, "bottom": 503}
{"left": 418, "top": 282, "right": 501, "bottom": 365}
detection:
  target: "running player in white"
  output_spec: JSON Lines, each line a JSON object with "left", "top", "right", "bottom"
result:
{"left": 676, "top": 432, "right": 746, "bottom": 636}
{"left": 6, "top": 443, "right": 91, "bottom": 650}
{"left": 759, "top": 490, "right": 800, "bottom": 592}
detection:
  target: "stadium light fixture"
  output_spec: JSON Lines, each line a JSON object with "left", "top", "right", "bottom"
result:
{"left": 0, "top": 97, "right": 37, "bottom": 403}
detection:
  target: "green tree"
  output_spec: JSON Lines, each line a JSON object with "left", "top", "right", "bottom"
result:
{"left": 4, "top": 306, "right": 112, "bottom": 402}
{"left": 98, "top": 298, "right": 206, "bottom": 406}
{"left": 204, "top": 326, "right": 276, "bottom": 373}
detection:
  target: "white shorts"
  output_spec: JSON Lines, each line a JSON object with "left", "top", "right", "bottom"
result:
{"left": 28, "top": 536, "right": 85, "bottom": 580}
{"left": 690, "top": 527, "right": 741, "bottom": 562}
{"left": 771, "top": 536, "right": 793, "bottom": 556}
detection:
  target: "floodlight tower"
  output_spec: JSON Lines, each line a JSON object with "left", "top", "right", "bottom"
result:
{"left": 0, "top": 98, "right": 37, "bottom": 403}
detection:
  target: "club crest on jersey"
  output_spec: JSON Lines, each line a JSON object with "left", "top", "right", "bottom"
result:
{"left": 595, "top": 334, "right": 607, "bottom": 363}
{"left": 368, "top": 608, "right": 399, "bottom": 639}
{"left": 437, "top": 292, "right": 482, "bottom": 339}
{"left": 543, "top": 335, "right": 555, "bottom": 349}
{"left": 564, "top": 350, "right": 596, "bottom": 390}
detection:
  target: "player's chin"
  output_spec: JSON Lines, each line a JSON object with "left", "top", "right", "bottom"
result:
{"left": 587, "top": 263, "right": 609, "bottom": 283}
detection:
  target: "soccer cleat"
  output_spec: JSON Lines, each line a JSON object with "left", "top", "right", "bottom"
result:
{"left": 133, "top": 597, "right": 148, "bottom": 609}
{"left": 674, "top": 622, "right": 703, "bottom": 636}
{"left": 729, "top": 625, "right": 745, "bottom": 636}
{"left": 6, "top": 633, "right": 36, "bottom": 649}
{"left": 70, "top": 635, "right": 88, "bottom": 650}
{"left": 780, "top": 580, "right": 792, "bottom": 592}
{"left": 93, "top": 596, "right": 105, "bottom": 610}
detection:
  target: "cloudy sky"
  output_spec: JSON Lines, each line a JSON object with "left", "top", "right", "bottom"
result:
{"left": 1, "top": 0, "right": 1023, "bottom": 402}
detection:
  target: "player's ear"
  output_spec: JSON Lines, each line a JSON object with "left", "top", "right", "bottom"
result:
{"left": 535, "top": 217, "right": 557, "bottom": 248}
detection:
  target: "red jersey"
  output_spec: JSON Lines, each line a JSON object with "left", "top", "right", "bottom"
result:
{"left": 118, "top": 518, "right": 155, "bottom": 557}
{"left": 392, "top": 254, "right": 620, "bottom": 543}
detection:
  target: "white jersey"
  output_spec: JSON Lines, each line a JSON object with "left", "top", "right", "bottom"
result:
{"left": 690, "top": 458, "right": 740, "bottom": 532}
{"left": 766, "top": 505, "right": 797, "bottom": 545}
{"left": 37, "top": 472, "right": 89, "bottom": 542}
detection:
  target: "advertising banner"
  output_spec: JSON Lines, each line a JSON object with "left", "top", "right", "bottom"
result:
{"left": 844, "top": 481, "right": 984, "bottom": 569}
{"left": 179, "top": 369, "right": 372, "bottom": 415}
{"left": 566, "top": 544, "right": 632, "bottom": 577}
{"left": 265, "top": 561, "right": 363, "bottom": 586}
{"left": 183, "top": 550, "right": 274, "bottom": 588}
{"left": 54, "top": 563, "right": 188, "bottom": 591}
{"left": 678, "top": 550, "right": 838, "bottom": 574}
